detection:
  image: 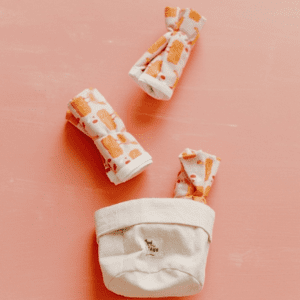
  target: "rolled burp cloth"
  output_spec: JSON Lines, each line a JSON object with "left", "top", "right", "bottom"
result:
{"left": 174, "top": 148, "right": 221, "bottom": 203}
{"left": 94, "top": 149, "right": 220, "bottom": 298}
{"left": 66, "top": 88, "right": 153, "bottom": 185}
{"left": 129, "top": 7, "right": 206, "bottom": 100}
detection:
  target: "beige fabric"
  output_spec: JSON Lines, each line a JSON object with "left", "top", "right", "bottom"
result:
{"left": 95, "top": 198, "right": 215, "bottom": 298}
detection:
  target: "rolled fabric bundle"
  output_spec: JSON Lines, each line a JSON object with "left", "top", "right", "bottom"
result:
{"left": 174, "top": 148, "right": 221, "bottom": 203}
{"left": 66, "top": 88, "right": 153, "bottom": 185}
{"left": 129, "top": 6, "right": 206, "bottom": 100}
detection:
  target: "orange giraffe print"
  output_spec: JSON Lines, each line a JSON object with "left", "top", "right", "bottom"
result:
{"left": 205, "top": 158, "right": 213, "bottom": 181}
{"left": 129, "top": 149, "right": 142, "bottom": 159}
{"left": 71, "top": 96, "right": 92, "bottom": 117}
{"left": 189, "top": 9, "right": 201, "bottom": 22}
{"left": 167, "top": 40, "right": 184, "bottom": 65}
{"left": 97, "top": 109, "right": 117, "bottom": 131}
{"left": 148, "top": 36, "right": 168, "bottom": 54}
{"left": 146, "top": 60, "right": 163, "bottom": 78}
{"left": 101, "top": 135, "right": 124, "bottom": 158}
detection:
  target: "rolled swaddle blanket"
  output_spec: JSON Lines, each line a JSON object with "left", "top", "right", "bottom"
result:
{"left": 94, "top": 149, "right": 220, "bottom": 297}
{"left": 129, "top": 6, "right": 206, "bottom": 100}
{"left": 66, "top": 88, "right": 153, "bottom": 185}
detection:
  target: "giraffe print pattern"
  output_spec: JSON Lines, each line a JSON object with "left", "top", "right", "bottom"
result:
{"left": 66, "top": 88, "right": 153, "bottom": 185}
{"left": 129, "top": 6, "right": 206, "bottom": 100}
{"left": 174, "top": 148, "right": 220, "bottom": 204}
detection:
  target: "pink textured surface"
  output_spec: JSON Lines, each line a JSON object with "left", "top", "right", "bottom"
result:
{"left": 0, "top": 0, "right": 300, "bottom": 299}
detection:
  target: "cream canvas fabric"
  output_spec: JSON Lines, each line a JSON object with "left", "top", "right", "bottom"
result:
{"left": 66, "top": 88, "right": 153, "bottom": 185}
{"left": 95, "top": 198, "right": 215, "bottom": 298}
{"left": 129, "top": 7, "right": 206, "bottom": 100}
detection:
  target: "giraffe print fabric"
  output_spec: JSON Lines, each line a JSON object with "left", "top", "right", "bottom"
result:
{"left": 66, "top": 88, "right": 153, "bottom": 185}
{"left": 174, "top": 148, "right": 221, "bottom": 204}
{"left": 129, "top": 6, "right": 206, "bottom": 100}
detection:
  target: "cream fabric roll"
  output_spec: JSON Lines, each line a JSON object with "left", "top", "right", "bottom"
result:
{"left": 129, "top": 6, "right": 206, "bottom": 100}
{"left": 66, "top": 88, "right": 153, "bottom": 185}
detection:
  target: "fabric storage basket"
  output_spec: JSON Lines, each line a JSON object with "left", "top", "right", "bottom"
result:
{"left": 94, "top": 198, "right": 215, "bottom": 298}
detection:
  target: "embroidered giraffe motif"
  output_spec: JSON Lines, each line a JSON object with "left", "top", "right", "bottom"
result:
{"left": 71, "top": 96, "right": 91, "bottom": 117}
{"left": 145, "top": 239, "right": 159, "bottom": 255}
{"left": 205, "top": 158, "right": 213, "bottom": 181}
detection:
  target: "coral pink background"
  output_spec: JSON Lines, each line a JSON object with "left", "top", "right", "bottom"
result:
{"left": 1, "top": 0, "right": 300, "bottom": 299}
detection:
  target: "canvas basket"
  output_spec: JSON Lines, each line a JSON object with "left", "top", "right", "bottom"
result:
{"left": 94, "top": 198, "right": 215, "bottom": 298}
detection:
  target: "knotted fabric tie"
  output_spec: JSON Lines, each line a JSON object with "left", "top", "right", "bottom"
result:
{"left": 174, "top": 148, "right": 220, "bottom": 203}
{"left": 66, "top": 88, "right": 153, "bottom": 185}
{"left": 129, "top": 6, "right": 206, "bottom": 100}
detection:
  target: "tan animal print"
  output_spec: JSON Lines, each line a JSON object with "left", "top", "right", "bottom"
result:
{"left": 165, "top": 6, "right": 177, "bottom": 17}
{"left": 148, "top": 36, "right": 167, "bottom": 54}
{"left": 167, "top": 40, "right": 184, "bottom": 65}
{"left": 189, "top": 9, "right": 201, "bottom": 22}
{"left": 146, "top": 60, "right": 163, "bottom": 78}
{"left": 71, "top": 96, "right": 91, "bottom": 117}
{"left": 129, "top": 149, "right": 142, "bottom": 159}
{"left": 97, "top": 109, "right": 117, "bottom": 130}
{"left": 101, "top": 135, "right": 124, "bottom": 158}
{"left": 205, "top": 158, "right": 213, "bottom": 181}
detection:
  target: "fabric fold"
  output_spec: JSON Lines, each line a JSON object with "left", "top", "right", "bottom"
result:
{"left": 129, "top": 6, "right": 206, "bottom": 100}
{"left": 66, "top": 88, "right": 152, "bottom": 184}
